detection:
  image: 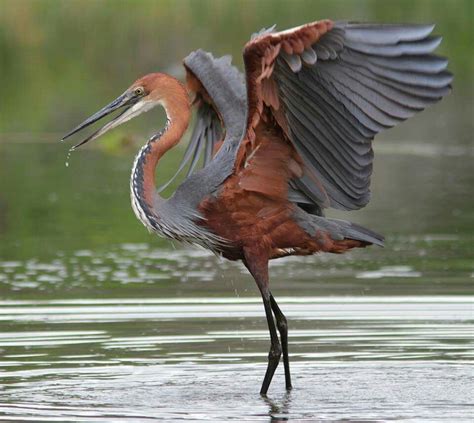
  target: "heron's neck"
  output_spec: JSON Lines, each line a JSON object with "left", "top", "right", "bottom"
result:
{"left": 130, "top": 83, "right": 191, "bottom": 231}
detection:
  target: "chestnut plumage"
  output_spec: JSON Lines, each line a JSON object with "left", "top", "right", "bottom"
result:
{"left": 63, "top": 19, "right": 451, "bottom": 395}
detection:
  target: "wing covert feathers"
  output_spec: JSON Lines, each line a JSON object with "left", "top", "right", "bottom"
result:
{"left": 242, "top": 20, "right": 452, "bottom": 211}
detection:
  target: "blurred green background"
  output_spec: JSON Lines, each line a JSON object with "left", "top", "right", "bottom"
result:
{"left": 0, "top": 0, "right": 472, "bottom": 137}
{"left": 0, "top": 4, "right": 472, "bottom": 419}
{"left": 0, "top": 0, "right": 473, "bottom": 260}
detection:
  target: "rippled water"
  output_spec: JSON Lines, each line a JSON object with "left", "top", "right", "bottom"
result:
{"left": 1, "top": 245, "right": 473, "bottom": 422}
{"left": 0, "top": 142, "right": 473, "bottom": 421}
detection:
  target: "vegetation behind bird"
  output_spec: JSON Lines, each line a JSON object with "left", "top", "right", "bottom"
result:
{"left": 61, "top": 19, "right": 451, "bottom": 394}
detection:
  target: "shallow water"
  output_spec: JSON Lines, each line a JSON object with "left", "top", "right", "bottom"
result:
{"left": 0, "top": 141, "right": 473, "bottom": 421}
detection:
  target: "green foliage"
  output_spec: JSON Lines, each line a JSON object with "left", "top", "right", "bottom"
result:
{"left": 0, "top": 0, "right": 472, "bottom": 134}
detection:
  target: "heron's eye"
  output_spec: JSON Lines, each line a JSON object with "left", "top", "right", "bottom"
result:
{"left": 134, "top": 87, "right": 144, "bottom": 96}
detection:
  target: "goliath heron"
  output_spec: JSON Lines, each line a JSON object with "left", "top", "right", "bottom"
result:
{"left": 62, "top": 20, "right": 452, "bottom": 394}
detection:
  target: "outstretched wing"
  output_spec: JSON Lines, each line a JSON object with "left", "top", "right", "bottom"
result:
{"left": 159, "top": 50, "right": 247, "bottom": 192}
{"left": 240, "top": 20, "right": 452, "bottom": 211}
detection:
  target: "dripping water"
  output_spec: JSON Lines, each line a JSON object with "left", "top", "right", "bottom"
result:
{"left": 65, "top": 148, "right": 73, "bottom": 167}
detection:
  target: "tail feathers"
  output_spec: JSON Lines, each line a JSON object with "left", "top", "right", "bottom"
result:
{"left": 330, "top": 218, "right": 385, "bottom": 247}
{"left": 293, "top": 208, "right": 385, "bottom": 248}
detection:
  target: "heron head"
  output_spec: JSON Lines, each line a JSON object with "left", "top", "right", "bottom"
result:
{"left": 62, "top": 73, "right": 178, "bottom": 149}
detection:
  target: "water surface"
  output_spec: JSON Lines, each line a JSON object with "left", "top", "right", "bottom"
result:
{"left": 0, "top": 141, "right": 473, "bottom": 421}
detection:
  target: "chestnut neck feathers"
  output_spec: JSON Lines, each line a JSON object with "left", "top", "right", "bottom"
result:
{"left": 129, "top": 74, "right": 191, "bottom": 232}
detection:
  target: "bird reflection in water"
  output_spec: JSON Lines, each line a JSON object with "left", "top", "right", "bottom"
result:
{"left": 262, "top": 391, "right": 292, "bottom": 422}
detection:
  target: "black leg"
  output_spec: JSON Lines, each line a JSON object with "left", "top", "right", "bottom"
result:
{"left": 243, "top": 252, "right": 282, "bottom": 395}
{"left": 260, "top": 291, "right": 282, "bottom": 395}
{"left": 270, "top": 294, "right": 292, "bottom": 390}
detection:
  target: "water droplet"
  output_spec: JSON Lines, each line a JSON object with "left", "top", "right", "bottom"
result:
{"left": 65, "top": 149, "right": 73, "bottom": 168}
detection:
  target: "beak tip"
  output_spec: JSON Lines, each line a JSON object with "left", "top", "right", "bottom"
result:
{"left": 61, "top": 132, "right": 73, "bottom": 142}
{"left": 61, "top": 91, "right": 132, "bottom": 149}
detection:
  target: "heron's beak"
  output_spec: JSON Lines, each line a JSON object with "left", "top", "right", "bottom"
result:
{"left": 61, "top": 91, "right": 141, "bottom": 149}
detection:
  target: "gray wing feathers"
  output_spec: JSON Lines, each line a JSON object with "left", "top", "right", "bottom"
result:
{"left": 167, "top": 50, "right": 247, "bottom": 212}
{"left": 158, "top": 102, "right": 222, "bottom": 192}
{"left": 293, "top": 207, "right": 384, "bottom": 246}
{"left": 251, "top": 24, "right": 277, "bottom": 40}
{"left": 342, "top": 23, "right": 435, "bottom": 44}
{"left": 181, "top": 50, "right": 247, "bottom": 179}
{"left": 275, "top": 22, "right": 451, "bottom": 210}
{"left": 184, "top": 50, "right": 247, "bottom": 142}
{"left": 162, "top": 50, "right": 247, "bottom": 195}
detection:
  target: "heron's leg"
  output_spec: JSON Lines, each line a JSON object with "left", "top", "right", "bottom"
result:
{"left": 259, "top": 290, "right": 282, "bottom": 395}
{"left": 243, "top": 252, "right": 281, "bottom": 396}
{"left": 270, "top": 294, "right": 292, "bottom": 390}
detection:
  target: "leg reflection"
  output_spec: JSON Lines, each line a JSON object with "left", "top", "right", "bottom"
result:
{"left": 262, "top": 391, "right": 292, "bottom": 422}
